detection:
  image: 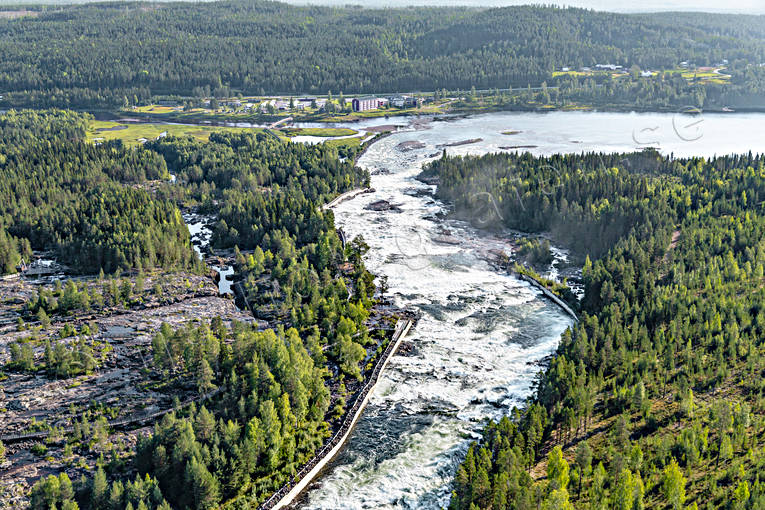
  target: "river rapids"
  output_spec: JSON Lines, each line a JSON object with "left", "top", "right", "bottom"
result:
{"left": 294, "top": 110, "right": 765, "bottom": 509}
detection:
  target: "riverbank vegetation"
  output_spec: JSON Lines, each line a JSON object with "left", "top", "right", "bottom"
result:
{"left": 4, "top": 108, "right": 393, "bottom": 510}
{"left": 427, "top": 150, "right": 765, "bottom": 509}
{"left": 2, "top": 3, "right": 765, "bottom": 109}
{"left": 515, "top": 239, "right": 554, "bottom": 269}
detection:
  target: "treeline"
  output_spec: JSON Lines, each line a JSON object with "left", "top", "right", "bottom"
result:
{"left": 2, "top": 3, "right": 765, "bottom": 107}
{"left": 431, "top": 151, "right": 765, "bottom": 509}
{"left": 24, "top": 122, "right": 382, "bottom": 509}
{"left": 137, "top": 321, "right": 331, "bottom": 510}
{"left": 0, "top": 110, "right": 199, "bottom": 275}
{"left": 147, "top": 132, "right": 376, "bottom": 383}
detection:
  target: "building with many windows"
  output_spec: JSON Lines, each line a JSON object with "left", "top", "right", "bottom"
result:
{"left": 352, "top": 96, "right": 378, "bottom": 112}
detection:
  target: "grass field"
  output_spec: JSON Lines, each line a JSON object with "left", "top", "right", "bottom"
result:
{"left": 661, "top": 67, "right": 731, "bottom": 81}
{"left": 682, "top": 71, "right": 726, "bottom": 79}
{"left": 281, "top": 127, "right": 358, "bottom": 137}
{"left": 133, "top": 105, "right": 182, "bottom": 114}
{"left": 322, "top": 135, "right": 364, "bottom": 149}
{"left": 86, "top": 120, "right": 267, "bottom": 146}
{"left": 552, "top": 70, "right": 593, "bottom": 77}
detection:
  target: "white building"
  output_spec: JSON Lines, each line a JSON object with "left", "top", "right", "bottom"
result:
{"left": 352, "top": 96, "right": 378, "bottom": 112}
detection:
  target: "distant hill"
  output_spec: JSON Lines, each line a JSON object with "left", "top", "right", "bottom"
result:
{"left": 1, "top": 1, "right": 765, "bottom": 107}
{"left": 0, "top": 0, "right": 764, "bottom": 13}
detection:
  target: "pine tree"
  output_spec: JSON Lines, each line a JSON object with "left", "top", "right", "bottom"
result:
{"left": 473, "top": 466, "right": 491, "bottom": 507}
{"left": 662, "top": 459, "right": 686, "bottom": 510}
{"left": 184, "top": 458, "right": 221, "bottom": 510}
{"left": 58, "top": 473, "right": 74, "bottom": 502}
{"left": 194, "top": 406, "right": 216, "bottom": 441}
{"left": 613, "top": 469, "right": 635, "bottom": 510}
{"left": 197, "top": 359, "right": 215, "bottom": 395}
{"left": 575, "top": 441, "right": 592, "bottom": 495}
{"left": 719, "top": 435, "right": 734, "bottom": 466}
{"left": 108, "top": 480, "right": 124, "bottom": 510}
{"left": 38, "top": 307, "right": 51, "bottom": 329}
{"left": 547, "top": 445, "right": 570, "bottom": 491}
{"left": 91, "top": 466, "right": 108, "bottom": 508}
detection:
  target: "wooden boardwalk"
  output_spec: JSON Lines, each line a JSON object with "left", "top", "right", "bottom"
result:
{"left": 257, "top": 318, "right": 414, "bottom": 510}
{"left": 517, "top": 273, "right": 579, "bottom": 322}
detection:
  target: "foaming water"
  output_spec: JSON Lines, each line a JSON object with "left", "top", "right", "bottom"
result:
{"left": 296, "top": 110, "right": 765, "bottom": 509}
{"left": 296, "top": 117, "right": 572, "bottom": 510}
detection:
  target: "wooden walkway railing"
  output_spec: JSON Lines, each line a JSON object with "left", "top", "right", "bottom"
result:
{"left": 516, "top": 274, "right": 579, "bottom": 322}
{"left": 257, "top": 318, "right": 413, "bottom": 510}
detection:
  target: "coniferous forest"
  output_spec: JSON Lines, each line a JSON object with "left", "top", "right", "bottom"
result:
{"left": 1, "top": 2, "right": 765, "bottom": 108}
{"left": 0, "top": 110, "right": 198, "bottom": 275}
{"left": 3, "top": 1, "right": 765, "bottom": 510}
{"left": 423, "top": 150, "right": 765, "bottom": 509}
{"left": 3, "top": 109, "right": 381, "bottom": 510}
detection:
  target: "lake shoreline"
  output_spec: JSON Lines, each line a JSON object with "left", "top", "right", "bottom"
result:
{"left": 84, "top": 102, "right": 762, "bottom": 131}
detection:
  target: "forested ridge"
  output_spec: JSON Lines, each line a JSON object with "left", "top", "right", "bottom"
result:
{"left": 424, "top": 151, "right": 765, "bottom": 509}
{"left": 2, "top": 2, "right": 765, "bottom": 107}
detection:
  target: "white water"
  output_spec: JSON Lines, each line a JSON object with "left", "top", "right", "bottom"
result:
{"left": 183, "top": 212, "right": 234, "bottom": 296}
{"left": 294, "top": 110, "right": 765, "bottom": 509}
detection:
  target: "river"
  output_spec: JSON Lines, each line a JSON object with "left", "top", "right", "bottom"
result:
{"left": 292, "top": 110, "right": 765, "bottom": 509}
{"left": 183, "top": 212, "right": 234, "bottom": 296}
